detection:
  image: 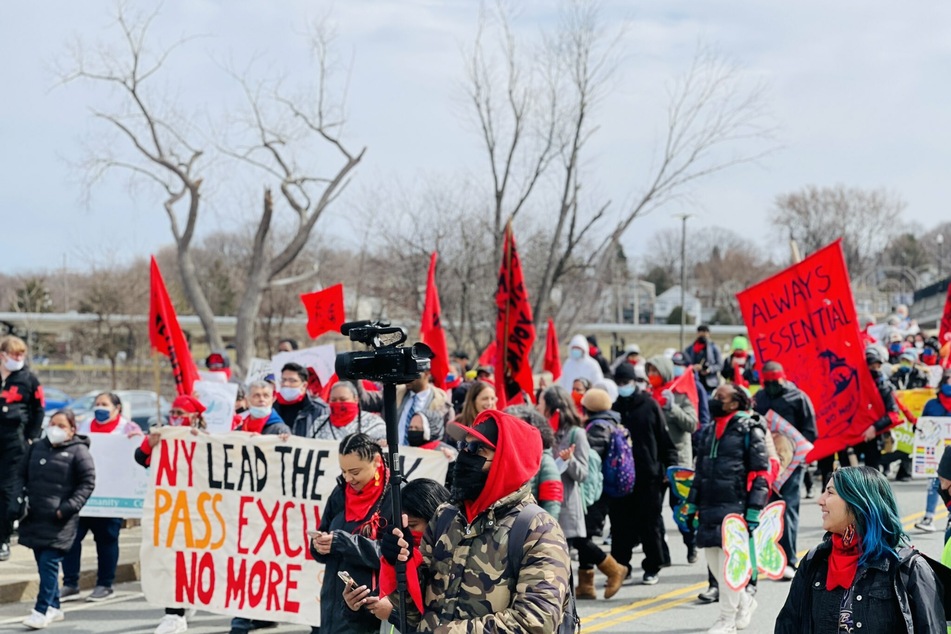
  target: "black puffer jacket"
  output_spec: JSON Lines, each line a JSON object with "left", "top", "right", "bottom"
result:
{"left": 613, "top": 391, "right": 677, "bottom": 485}
{"left": 0, "top": 366, "right": 45, "bottom": 440}
{"left": 18, "top": 435, "right": 96, "bottom": 551}
{"left": 775, "top": 539, "right": 945, "bottom": 634}
{"left": 688, "top": 412, "right": 769, "bottom": 548}
{"left": 752, "top": 380, "right": 818, "bottom": 442}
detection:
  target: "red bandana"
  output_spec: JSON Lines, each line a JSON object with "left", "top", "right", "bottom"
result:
{"left": 329, "top": 402, "right": 360, "bottom": 427}
{"left": 714, "top": 415, "right": 732, "bottom": 440}
{"left": 344, "top": 461, "right": 387, "bottom": 523}
{"left": 826, "top": 532, "right": 861, "bottom": 590}
{"left": 91, "top": 416, "right": 121, "bottom": 434}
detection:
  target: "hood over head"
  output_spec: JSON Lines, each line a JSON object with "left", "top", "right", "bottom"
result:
{"left": 568, "top": 334, "right": 590, "bottom": 356}
{"left": 646, "top": 355, "right": 675, "bottom": 383}
{"left": 448, "top": 409, "right": 542, "bottom": 522}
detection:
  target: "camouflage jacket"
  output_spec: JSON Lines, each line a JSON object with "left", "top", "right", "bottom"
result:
{"left": 405, "top": 483, "right": 570, "bottom": 633}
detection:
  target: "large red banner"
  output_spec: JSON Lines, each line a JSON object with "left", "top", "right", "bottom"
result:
{"left": 939, "top": 280, "right": 951, "bottom": 368}
{"left": 494, "top": 222, "right": 536, "bottom": 408}
{"left": 736, "top": 240, "right": 884, "bottom": 461}
{"left": 420, "top": 252, "right": 451, "bottom": 389}
{"left": 149, "top": 257, "right": 200, "bottom": 396}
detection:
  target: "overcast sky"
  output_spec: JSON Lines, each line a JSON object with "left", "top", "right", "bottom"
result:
{"left": 3, "top": 1, "right": 950, "bottom": 275}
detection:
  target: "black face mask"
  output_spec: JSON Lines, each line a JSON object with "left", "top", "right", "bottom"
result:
{"left": 764, "top": 381, "right": 783, "bottom": 398}
{"left": 709, "top": 399, "right": 729, "bottom": 418}
{"left": 869, "top": 369, "right": 882, "bottom": 380}
{"left": 407, "top": 430, "right": 427, "bottom": 447}
{"left": 235, "top": 406, "right": 248, "bottom": 415}
{"left": 451, "top": 451, "right": 489, "bottom": 502}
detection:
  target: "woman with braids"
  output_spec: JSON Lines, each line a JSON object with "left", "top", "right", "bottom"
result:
{"left": 310, "top": 433, "right": 394, "bottom": 634}
{"left": 685, "top": 383, "right": 769, "bottom": 634}
{"left": 776, "top": 466, "right": 944, "bottom": 634}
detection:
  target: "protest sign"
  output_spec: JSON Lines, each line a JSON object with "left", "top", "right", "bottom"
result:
{"left": 762, "top": 410, "right": 813, "bottom": 492}
{"left": 140, "top": 429, "right": 448, "bottom": 626}
{"left": 198, "top": 371, "right": 228, "bottom": 383}
{"left": 245, "top": 358, "right": 272, "bottom": 385}
{"left": 193, "top": 380, "right": 239, "bottom": 434}
{"left": 81, "top": 434, "right": 151, "bottom": 518}
{"left": 912, "top": 417, "right": 951, "bottom": 478}
{"left": 893, "top": 389, "right": 936, "bottom": 454}
{"left": 272, "top": 345, "right": 336, "bottom": 387}
{"left": 721, "top": 501, "right": 786, "bottom": 591}
{"left": 737, "top": 240, "right": 884, "bottom": 461}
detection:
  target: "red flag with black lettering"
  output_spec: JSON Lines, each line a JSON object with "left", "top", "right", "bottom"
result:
{"left": 149, "top": 256, "right": 200, "bottom": 396}
{"left": 420, "top": 252, "right": 451, "bottom": 388}
{"left": 939, "top": 280, "right": 951, "bottom": 368}
{"left": 494, "top": 222, "right": 536, "bottom": 407}
{"left": 300, "top": 284, "right": 345, "bottom": 339}
{"left": 544, "top": 318, "right": 562, "bottom": 381}
{"left": 736, "top": 239, "right": 884, "bottom": 461}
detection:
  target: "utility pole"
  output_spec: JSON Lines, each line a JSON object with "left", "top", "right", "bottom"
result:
{"left": 674, "top": 213, "right": 692, "bottom": 350}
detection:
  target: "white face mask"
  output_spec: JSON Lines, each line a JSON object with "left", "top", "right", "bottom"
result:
{"left": 3, "top": 357, "right": 24, "bottom": 372}
{"left": 46, "top": 426, "right": 69, "bottom": 446}
{"left": 279, "top": 387, "right": 303, "bottom": 402}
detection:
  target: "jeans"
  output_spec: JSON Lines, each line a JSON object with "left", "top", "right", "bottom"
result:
{"left": 34, "top": 548, "right": 65, "bottom": 614}
{"left": 778, "top": 467, "right": 803, "bottom": 567}
{"left": 925, "top": 477, "right": 940, "bottom": 517}
{"left": 62, "top": 517, "right": 122, "bottom": 588}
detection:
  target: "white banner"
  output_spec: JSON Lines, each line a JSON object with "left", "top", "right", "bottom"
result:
{"left": 140, "top": 428, "right": 449, "bottom": 626}
{"left": 81, "top": 434, "right": 151, "bottom": 518}
{"left": 272, "top": 345, "right": 336, "bottom": 386}
{"left": 912, "top": 417, "right": 951, "bottom": 478}
{"left": 193, "top": 380, "right": 239, "bottom": 434}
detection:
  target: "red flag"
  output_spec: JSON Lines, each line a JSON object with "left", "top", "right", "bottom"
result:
{"left": 544, "top": 318, "right": 562, "bottom": 381}
{"left": 149, "top": 256, "right": 200, "bottom": 396}
{"left": 670, "top": 367, "right": 700, "bottom": 415}
{"left": 736, "top": 240, "right": 884, "bottom": 461}
{"left": 494, "top": 222, "right": 536, "bottom": 408}
{"left": 420, "top": 252, "right": 451, "bottom": 389}
{"left": 478, "top": 342, "right": 497, "bottom": 368}
{"left": 939, "top": 280, "right": 951, "bottom": 368}
{"left": 300, "top": 284, "right": 345, "bottom": 339}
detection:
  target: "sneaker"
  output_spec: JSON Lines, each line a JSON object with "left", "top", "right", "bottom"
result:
{"left": 45, "top": 608, "right": 64, "bottom": 623}
{"left": 804, "top": 487, "right": 815, "bottom": 499}
{"left": 698, "top": 585, "right": 719, "bottom": 603}
{"left": 22, "top": 610, "right": 49, "bottom": 630}
{"left": 687, "top": 546, "right": 698, "bottom": 564}
{"left": 915, "top": 517, "right": 938, "bottom": 533}
{"left": 0, "top": 542, "right": 10, "bottom": 561}
{"left": 642, "top": 573, "right": 659, "bottom": 585}
{"left": 155, "top": 614, "right": 188, "bottom": 634}
{"left": 735, "top": 593, "right": 757, "bottom": 629}
{"left": 706, "top": 616, "right": 737, "bottom": 634}
{"left": 86, "top": 586, "right": 114, "bottom": 602}
{"left": 59, "top": 586, "right": 81, "bottom": 602}
{"left": 782, "top": 565, "right": 796, "bottom": 581}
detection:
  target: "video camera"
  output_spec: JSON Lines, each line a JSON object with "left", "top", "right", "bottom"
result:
{"left": 335, "top": 320, "right": 433, "bottom": 384}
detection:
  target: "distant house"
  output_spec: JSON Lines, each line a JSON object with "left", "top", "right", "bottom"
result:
{"left": 654, "top": 285, "right": 702, "bottom": 324}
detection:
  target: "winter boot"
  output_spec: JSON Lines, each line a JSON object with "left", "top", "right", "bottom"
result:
{"left": 576, "top": 568, "right": 597, "bottom": 600}
{"left": 597, "top": 555, "right": 627, "bottom": 599}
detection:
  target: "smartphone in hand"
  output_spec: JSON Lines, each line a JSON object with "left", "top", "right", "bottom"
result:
{"left": 338, "top": 570, "right": 354, "bottom": 587}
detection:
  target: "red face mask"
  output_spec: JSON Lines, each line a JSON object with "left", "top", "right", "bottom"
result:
{"left": 940, "top": 394, "right": 951, "bottom": 413}
{"left": 571, "top": 391, "right": 584, "bottom": 409}
{"left": 411, "top": 530, "right": 424, "bottom": 549}
{"left": 648, "top": 374, "right": 665, "bottom": 389}
{"left": 329, "top": 401, "right": 359, "bottom": 427}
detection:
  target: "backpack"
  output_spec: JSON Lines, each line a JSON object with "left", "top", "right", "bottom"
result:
{"left": 586, "top": 419, "right": 636, "bottom": 498}
{"left": 433, "top": 504, "right": 579, "bottom": 633}
{"left": 570, "top": 427, "right": 602, "bottom": 508}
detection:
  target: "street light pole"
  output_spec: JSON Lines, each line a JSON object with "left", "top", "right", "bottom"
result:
{"left": 938, "top": 234, "right": 945, "bottom": 279}
{"left": 674, "top": 213, "right": 692, "bottom": 350}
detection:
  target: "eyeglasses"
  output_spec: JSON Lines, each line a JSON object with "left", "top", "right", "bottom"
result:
{"left": 459, "top": 440, "right": 494, "bottom": 455}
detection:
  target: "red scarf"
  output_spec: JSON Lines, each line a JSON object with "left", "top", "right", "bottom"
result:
{"left": 939, "top": 394, "right": 951, "bottom": 414}
{"left": 548, "top": 410, "right": 560, "bottom": 433}
{"left": 330, "top": 402, "right": 360, "bottom": 427}
{"left": 826, "top": 532, "right": 861, "bottom": 590}
{"left": 379, "top": 531, "right": 424, "bottom": 613}
{"left": 692, "top": 340, "right": 706, "bottom": 355}
{"left": 714, "top": 414, "right": 732, "bottom": 440}
{"left": 344, "top": 461, "right": 386, "bottom": 523}
{"left": 274, "top": 391, "right": 305, "bottom": 406}
{"left": 731, "top": 355, "right": 749, "bottom": 388}
{"left": 241, "top": 415, "right": 268, "bottom": 434}
{"left": 91, "top": 415, "right": 121, "bottom": 434}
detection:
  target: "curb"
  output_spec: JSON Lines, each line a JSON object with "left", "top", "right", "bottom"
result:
{"left": 0, "top": 561, "right": 141, "bottom": 605}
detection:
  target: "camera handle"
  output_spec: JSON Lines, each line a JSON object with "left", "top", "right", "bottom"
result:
{"left": 382, "top": 383, "right": 409, "bottom": 634}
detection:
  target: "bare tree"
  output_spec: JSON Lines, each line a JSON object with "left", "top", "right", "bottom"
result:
{"left": 771, "top": 185, "right": 906, "bottom": 281}
{"left": 62, "top": 5, "right": 363, "bottom": 376}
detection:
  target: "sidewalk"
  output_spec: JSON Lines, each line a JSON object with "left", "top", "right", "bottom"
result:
{"left": 0, "top": 523, "right": 142, "bottom": 604}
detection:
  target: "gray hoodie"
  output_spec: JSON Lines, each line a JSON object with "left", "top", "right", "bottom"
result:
{"left": 646, "top": 355, "right": 698, "bottom": 467}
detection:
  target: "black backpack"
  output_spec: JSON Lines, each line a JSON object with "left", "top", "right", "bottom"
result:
{"left": 434, "top": 503, "right": 579, "bottom": 633}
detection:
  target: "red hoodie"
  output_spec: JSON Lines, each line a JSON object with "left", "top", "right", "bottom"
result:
{"left": 463, "top": 409, "right": 543, "bottom": 523}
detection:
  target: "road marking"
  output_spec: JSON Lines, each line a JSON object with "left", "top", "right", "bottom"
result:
{"left": 0, "top": 592, "right": 144, "bottom": 625}
{"left": 580, "top": 508, "right": 949, "bottom": 629}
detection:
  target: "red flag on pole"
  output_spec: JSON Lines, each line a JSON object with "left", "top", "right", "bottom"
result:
{"left": 938, "top": 280, "right": 951, "bottom": 368}
{"left": 149, "top": 256, "right": 200, "bottom": 396}
{"left": 544, "top": 318, "right": 562, "bottom": 381}
{"left": 300, "top": 284, "right": 345, "bottom": 339}
{"left": 736, "top": 239, "right": 884, "bottom": 461}
{"left": 494, "top": 221, "right": 536, "bottom": 408}
{"left": 478, "top": 342, "right": 497, "bottom": 368}
{"left": 669, "top": 366, "right": 700, "bottom": 415}
{"left": 420, "top": 252, "right": 451, "bottom": 388}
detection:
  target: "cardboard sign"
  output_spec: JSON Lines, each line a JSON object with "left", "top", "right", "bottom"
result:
{"left": 912, "top": 417, "right": 951, "bottom": 478}
{"left": 140, "top": 428, "right": 448, "bottom": 626}
{"left": 81, "top": 434, "right": 151, "bottom": 518}
{"left": 272, "top": 345, "right": 336, "bottom": 387}
{"left": 762, "top": 410, "right": 814, "bottom": 492}
{"left": 245, "top": 358, "right": 272, "bottom": 385}
{"left": 721, "top": 501, "right": 787, "bottom": 591}
{"left": 193, "top": 381, "right": 239, "bottom": 434}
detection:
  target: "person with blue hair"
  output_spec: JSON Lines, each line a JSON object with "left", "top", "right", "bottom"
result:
{"left": 775, "top": 466, "right": 945, "bottom": 633}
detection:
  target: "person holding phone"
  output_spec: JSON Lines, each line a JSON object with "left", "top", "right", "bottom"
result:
{"left": 310, "top": 433, "right": 394, "bottom": 634}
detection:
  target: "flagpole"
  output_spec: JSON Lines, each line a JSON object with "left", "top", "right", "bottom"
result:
{"left": 500, "top": 220, "right": 513, "bottom": 403}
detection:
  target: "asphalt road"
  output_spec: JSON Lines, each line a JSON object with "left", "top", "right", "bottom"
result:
{"left": 0, "top": 478, "right": 944, "bottom": 634}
